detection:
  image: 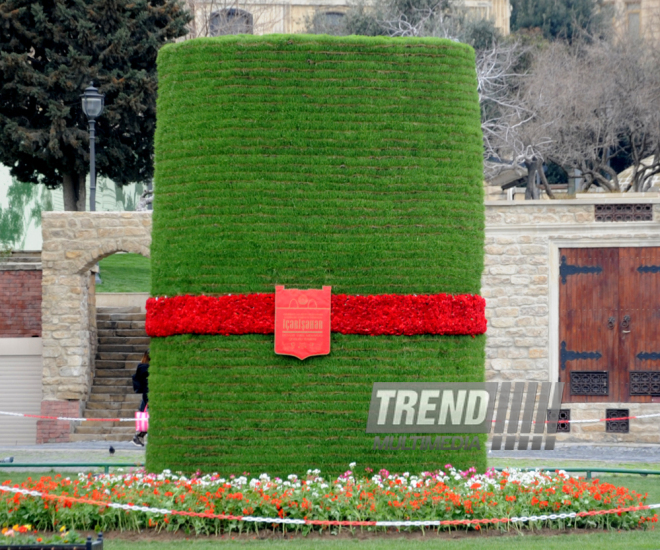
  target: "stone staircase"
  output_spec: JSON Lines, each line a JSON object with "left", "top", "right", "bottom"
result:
{"left": 71, "top": 306, "right": 150, "bottom": 442}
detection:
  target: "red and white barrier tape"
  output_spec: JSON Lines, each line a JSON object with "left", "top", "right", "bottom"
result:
{"left": 557, "top": 412, "right": 660, "bottom": 424}
{"left": 0, "top": 411, "right": 134, "bottom": 422}
{"left": 0, "top": 486, "right": 658, "bottom": 528}
{"left": 2, "top": 410, "right": 660, "bottom": 425}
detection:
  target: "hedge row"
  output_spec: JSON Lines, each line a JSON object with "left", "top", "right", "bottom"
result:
{"left": 149, "top": 35, "right": 485, "bottom": 476}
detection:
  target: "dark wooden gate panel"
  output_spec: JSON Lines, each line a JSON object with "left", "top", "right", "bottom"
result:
{"left": 559, "top": 248, "right": 618, "bottom": 403}
{"left": 621, "top": 247, "right": 660, "bottom": 403}
{"left": 559, "top": 247, "right": 660, "bottom": 403}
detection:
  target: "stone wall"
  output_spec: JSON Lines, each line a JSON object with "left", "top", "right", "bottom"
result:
{"left": 38, "top": 204, "right": 660, "bottom": 445}
{"left": 483, "top": 198, "right": 660, "bottom": 443}
{"left": 40, "top": 212, "right": 151, "bottom": 439}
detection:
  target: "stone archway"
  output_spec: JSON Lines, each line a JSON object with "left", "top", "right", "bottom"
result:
{"left": 39, "top": 212, "right": 151, "bottom": 441}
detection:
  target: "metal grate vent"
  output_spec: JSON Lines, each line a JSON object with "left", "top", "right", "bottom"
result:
{"left": 594, "top": 204, "right": 652, "bottom": 222}
{"left": 570, "top": 371, "right": 609, "bottom": 395}
{"left": 605, "top": 409, "right": 629, "bottom": 433}
{"left": 629, "top": 371, "right": 660, "bottom": 396}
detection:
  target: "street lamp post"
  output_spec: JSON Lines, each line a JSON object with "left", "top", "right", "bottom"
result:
{"left": 81, "top": 82, "right": 105, "bottom": 212}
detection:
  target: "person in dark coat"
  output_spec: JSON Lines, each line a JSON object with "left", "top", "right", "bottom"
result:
{"left": 131, "top": 350, "right": 150, "bottom": 447}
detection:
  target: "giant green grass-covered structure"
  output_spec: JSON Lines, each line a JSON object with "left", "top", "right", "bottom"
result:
{"left": 148, "top": 35, "right": 485, "bottom": 476}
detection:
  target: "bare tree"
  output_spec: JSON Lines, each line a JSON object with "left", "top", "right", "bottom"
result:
{"left": 487, "top": 35, "right": 660, "bottom": 198}
{"left": 378, "top": 0, "right": 462, "bottom": 38}
{"left": 529, "top": 41, "right": 623, "bottom": 193}
{"left": 608, "top": 40, "right": 660, "bottom": 191}
{"left": 534, "top": 38, "right": 660, "bottom": 193}
{"left": 479, "top": 41, "right": 557, "bottom": 199}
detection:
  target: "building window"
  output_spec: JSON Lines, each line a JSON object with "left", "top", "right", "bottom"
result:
{"left": 627, "top": 3, "right": 641, "bottom": 40}
{"left": 322, "top": 12, "right": 345, "bottom": 29}
{"left": 210, "top": 9, "right": 254, "bottom": 36}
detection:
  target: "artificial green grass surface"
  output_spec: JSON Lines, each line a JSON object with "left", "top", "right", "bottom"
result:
{"left": 97, "top": 253, "right": 151, "bottom": 293}
{"left": 147, "top": 333, "right": 485, "bottom": 474}
{"left": 150, "top": 35, "right": 485, "bottom": 476}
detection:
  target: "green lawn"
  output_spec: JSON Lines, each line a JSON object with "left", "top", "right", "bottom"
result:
{"left": 97, "top": 253, "right": 150, "bottom": 293}
{"left": 102, "top": 531, "right": 660, "bottom": 550}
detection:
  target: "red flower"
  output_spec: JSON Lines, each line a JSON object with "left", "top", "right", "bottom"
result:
{"left": 146, "top": 293, "right": 487, "bottom": 338}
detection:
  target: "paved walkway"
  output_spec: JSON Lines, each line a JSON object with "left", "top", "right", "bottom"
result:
{"left": 0, "top": 441, "right": 145, "bottom": 472}
{"left": 1, "top": 441, "right": 658, "bottom": 472}
{"left": 490, "top": 443, "right": 660, "bottom": 464}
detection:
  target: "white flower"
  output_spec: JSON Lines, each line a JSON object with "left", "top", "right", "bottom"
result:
{"left": 349, "top": 462, "right": 356, "bottom": 469}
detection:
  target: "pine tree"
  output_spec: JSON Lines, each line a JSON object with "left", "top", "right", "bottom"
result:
{"left": 0, "top": 0, "right": 190, "bottom": 210}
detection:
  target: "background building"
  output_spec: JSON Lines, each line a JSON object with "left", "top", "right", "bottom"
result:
{"left": 183, "top": 0, "right": 511, "bottom": 38}
{"left": 605, "top": 0, "right": 660, "bottom": 40}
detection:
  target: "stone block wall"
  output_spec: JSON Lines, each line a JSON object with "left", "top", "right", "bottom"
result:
{"left": 35, "top": 204, "right": 660, "bottom": 445}
{"left": 40, "top": 212, "right": 151, "bottom": 441}
{"left": 483, "top": 198, "right": 660, "bottom": 443}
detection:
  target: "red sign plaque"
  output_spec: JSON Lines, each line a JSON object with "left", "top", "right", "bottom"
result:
{"left": 274, "top": 285, "right": 331, "bottom": 360}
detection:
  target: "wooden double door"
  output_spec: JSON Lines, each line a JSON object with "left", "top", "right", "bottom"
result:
{"left": 559, "top": 247, "right": 660, "bottom": 403}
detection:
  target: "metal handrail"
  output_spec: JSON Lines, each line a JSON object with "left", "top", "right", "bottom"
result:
{"left": 494, "top": 466, "right": 660, "bottom": 479}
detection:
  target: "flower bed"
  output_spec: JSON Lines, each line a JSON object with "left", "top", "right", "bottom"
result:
{"left": 0, "top": 466, "right": 656, "bottom": 535}
{"left": 0, "top": 526, "right": 101, "bottom": 549}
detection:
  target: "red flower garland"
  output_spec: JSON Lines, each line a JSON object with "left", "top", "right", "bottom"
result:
{"left": 146, "top": 293, "right": 487, "bottom": 338}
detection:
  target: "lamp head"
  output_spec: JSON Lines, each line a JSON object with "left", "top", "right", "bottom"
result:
{"left": 81, "top": 82, "right": 105, "bottom": 119}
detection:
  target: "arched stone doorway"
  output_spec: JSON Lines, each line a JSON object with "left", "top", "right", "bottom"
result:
{"left": 39, "top": 212, "right": 151, "bottom": 442}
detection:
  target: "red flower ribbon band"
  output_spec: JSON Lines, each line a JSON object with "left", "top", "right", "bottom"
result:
{"left": 145, "top": 293, "right": 487, "bottom": 338}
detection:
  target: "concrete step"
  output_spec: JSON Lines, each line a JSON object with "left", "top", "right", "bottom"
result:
{"left": 97, "top": 313, "right": 146, "bottom": 322}
{"left": 97, "top": 329, "right": 148, "bottom": 338}
{"left": 92, "top": 377, "right": 133, "bottom": 387}
{"left": 75, "top": 426, "right": 136, "bottom": 435}
{"left": 85, "top": 401, "right": 141, "bottom": 411}
{"left": 77, "top": 308, "right": 150, "bottom": 440}
{"left": 69, "top": 433, "right": 142, "bottom": 442}
{"left": 95, "top": 369, "right": 135, "bottom": 378}
{"left": 96, "top": 352, "right": 143, "bottom": 361}
{"left": 97, "top": 307, "right": 142, "bottom": 315}
{"left": 96, "top": 345, "right": 148, "bottom": 354}
{"left": 88, "top": 393, "right": 142, "bottom": 403}
{"left": 95, "top": 360, "right": 138, "bottom": 370}
{"left": 98, "top": 337, "right": 150, "bottom": 345}
{"left": 97, "top": 321, "right": 146, "bottom": 330}
{"left": 91, "top": 386, "right": 137, "bottom": 395}
{"left": 79, "top": 419, "right": 135, "bottom": 426}
{"left": 84, "top": 408, "right": 141, "bottom": 417}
